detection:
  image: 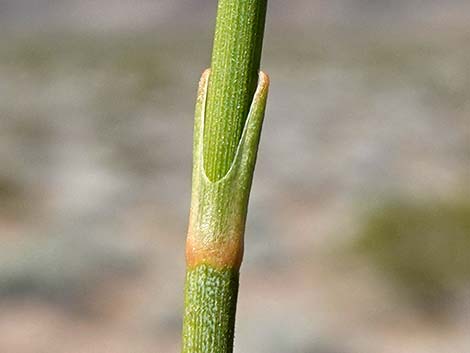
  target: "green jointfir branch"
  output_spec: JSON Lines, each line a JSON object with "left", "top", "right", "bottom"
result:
{"left": 182, "top": 1, "right": 269, "bottom": 353}
{"left": 204, "top": 0, "right": 268, "bottom": 182}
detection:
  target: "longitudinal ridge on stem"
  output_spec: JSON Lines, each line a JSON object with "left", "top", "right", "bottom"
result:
{"left": 203, "top": 0, "right": 268, "bottom": 182}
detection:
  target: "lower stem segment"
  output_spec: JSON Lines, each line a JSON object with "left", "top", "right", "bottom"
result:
{"left": 182, "top": 264, "right": 239, "bottom": 353}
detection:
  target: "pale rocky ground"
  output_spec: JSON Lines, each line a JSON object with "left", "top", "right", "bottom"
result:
{"left": 0, "top": 1, "right": 469, "bottom": 352}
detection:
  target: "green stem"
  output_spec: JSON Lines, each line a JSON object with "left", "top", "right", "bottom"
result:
{"left": 182, "top": 1, "right": 269, "bottom": 352}
{"left": 204, "top": 0, "right": 268, "bottom": 181}
{"left": 182, "top": 265, "right": 239, "bottom": 353}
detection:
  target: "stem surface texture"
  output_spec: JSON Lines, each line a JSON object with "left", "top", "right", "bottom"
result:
{"left": 204, "top": 0, "right": 268, "bottom": 181}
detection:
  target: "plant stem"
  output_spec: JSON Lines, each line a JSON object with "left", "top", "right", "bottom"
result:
{"left": 204, "top": 0, "right": 268, "bottom": 182}
{"left": 182, "top": 68, "right": 268, "bottom": 353}
{"left": 183, "top": 265, "right": 239, "bottom": 353}
{"left": 182, "top": 0, "right": 269, "bottom": 349}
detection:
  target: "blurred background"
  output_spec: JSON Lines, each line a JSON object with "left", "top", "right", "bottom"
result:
{"left": 1, "top": 1, "right": 469, "bottom": 352}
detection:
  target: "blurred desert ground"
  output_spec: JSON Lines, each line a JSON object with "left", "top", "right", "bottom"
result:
{"left": 1, "top": 1, "right": 470, "bottom": 352}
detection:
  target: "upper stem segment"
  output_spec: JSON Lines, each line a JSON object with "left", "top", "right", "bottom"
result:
{"left": 203, "top": 0, "right": 268, "bottom": 181}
